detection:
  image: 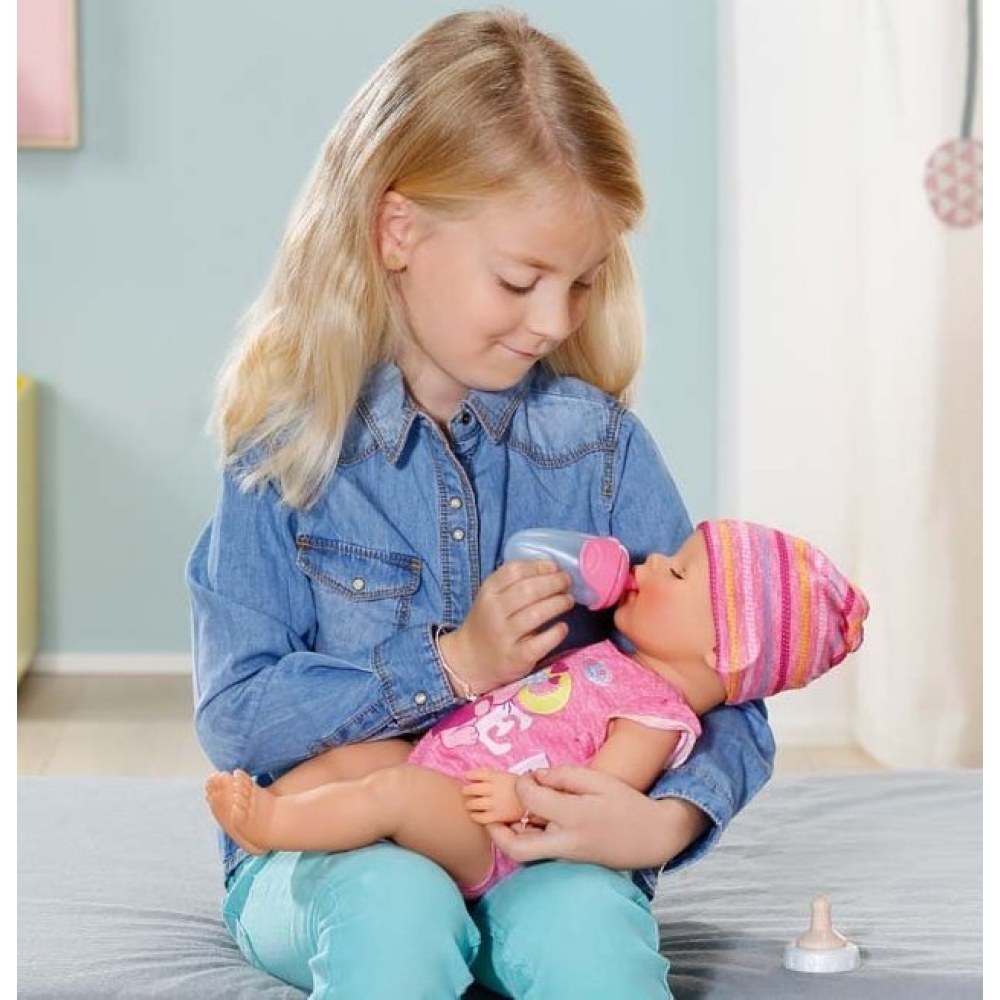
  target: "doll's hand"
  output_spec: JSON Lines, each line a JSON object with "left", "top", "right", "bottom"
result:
{"left": 485, "top": 766, "right": 710, "bottom": 869}
{"left": 438, "top": 560, "right": 573, "bottom": 696}
{"left": 462, "top": 768, "right": 527, "bottom": 825}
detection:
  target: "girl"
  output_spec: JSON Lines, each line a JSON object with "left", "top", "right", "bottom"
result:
{"left": 187, "top": 10, "right": 775, "bottom": 999}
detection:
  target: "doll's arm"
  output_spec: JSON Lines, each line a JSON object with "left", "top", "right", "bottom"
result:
{"left": 587, "top": 718, "right": 683, "bottom": 793}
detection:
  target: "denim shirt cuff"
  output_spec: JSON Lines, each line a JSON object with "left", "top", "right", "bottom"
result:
{"left": 372, "top": 624, "right": 460, "bottom": 730}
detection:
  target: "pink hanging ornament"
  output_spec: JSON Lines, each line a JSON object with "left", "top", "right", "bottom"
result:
{"left": 923, "top": 0, "right": 982, "bottom": 228}
{"left": 924, "top": 138, "right": 983, "bottom": 228}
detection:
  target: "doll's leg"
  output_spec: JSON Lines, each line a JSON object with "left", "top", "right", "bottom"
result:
{"left": 266, "top": 738, "right": 413, "bottom": 795}
{"left": 206, "top": 763, "right": 495, "bottom": 889}
{"left": 471, "top": 861, "right": 672, "bottom": 999}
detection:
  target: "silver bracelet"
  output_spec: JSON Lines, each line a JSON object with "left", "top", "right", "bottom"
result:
{"left": 433, "top": 625, "right": 477, "bottom": 702}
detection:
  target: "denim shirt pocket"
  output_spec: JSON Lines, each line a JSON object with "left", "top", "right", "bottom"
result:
{"left": 295, "top": 536, "right": 422, "bottom": 651}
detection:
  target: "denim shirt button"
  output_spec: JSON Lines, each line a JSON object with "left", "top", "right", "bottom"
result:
{"left": 351, "top": 577, "right": 366, "bottom": 592}
{"left": 413, "top": 692, "right": 428, "bottom": 706}
{"left": 452, "top": 528, "right": 466, "bottom": 541}
{"left": 449, "top": 497, "right": 463, "bottom": 509}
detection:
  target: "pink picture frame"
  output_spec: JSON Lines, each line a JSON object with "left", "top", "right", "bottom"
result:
{"left": 18, "top": 0, "right": 80, "bottom": 149}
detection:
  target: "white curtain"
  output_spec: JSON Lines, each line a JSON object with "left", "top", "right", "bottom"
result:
{"left": 718, "top": 0, "right": 982, "bottom": 768}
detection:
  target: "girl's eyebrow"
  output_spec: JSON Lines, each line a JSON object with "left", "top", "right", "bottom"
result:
{"left": 502, "top": 253, "right": 609, "bottom": 275}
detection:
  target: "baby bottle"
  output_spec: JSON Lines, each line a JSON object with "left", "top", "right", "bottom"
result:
{"left": 503, "top": 528, "right": 636, "bottom": 610}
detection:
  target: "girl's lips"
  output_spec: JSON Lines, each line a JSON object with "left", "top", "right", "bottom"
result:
{"left": 500, "top": 342, "right": 541, "bottom": 360}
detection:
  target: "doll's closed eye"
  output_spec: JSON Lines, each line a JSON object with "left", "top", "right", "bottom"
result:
{"left": 670, "top": 567, "right": 684, "bottom": 580}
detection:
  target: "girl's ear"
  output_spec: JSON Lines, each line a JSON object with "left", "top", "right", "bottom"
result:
{"left": 702, "top": 649, "right": 718, "bottom": 672}
{"left": 377, "top": 191, "right": 417, "bottom": 270}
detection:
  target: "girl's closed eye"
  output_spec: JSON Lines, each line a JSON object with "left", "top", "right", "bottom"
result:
{"left": 499, "top": 278, "right": 594, "bottom": 296}
{"left": 669, "top": 567, "right": 684, "bottom": 581}
{"left": 498, "top": 277, "right": 537, "bottom": 296}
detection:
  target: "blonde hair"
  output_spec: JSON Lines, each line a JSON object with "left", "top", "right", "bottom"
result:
{"left": 217, "top": 8, "right": 647, "bottom": 508}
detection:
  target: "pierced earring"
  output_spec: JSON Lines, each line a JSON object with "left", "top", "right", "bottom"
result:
{"left": 385, "top": 252, "right": 405, "bottom": 272}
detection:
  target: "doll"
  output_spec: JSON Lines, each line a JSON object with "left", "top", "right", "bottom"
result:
{"left": 205, "top": 519, "right": 869, "bottom": 900}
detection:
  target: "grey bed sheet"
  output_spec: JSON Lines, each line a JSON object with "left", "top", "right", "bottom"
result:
{"left": 18, "top": 770, "right": 981, "bottom": 998}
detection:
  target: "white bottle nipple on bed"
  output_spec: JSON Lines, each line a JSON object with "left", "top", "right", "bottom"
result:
{"left": 782, "top": 894, "right": 861, "bottom": 973}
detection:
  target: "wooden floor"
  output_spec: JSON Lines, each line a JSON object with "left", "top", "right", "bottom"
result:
{"left": 17, "top": 673, "right": 886, "bottom": 779}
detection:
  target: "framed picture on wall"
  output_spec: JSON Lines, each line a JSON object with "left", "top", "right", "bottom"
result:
{"left": 18, "top": 0, "right": 80, "bottom": 149}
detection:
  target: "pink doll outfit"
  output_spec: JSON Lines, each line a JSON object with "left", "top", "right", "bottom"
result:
{"left": 408, "top": 639, "right": 700, "bottom": 899}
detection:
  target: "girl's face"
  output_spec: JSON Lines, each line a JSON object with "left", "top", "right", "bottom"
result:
{"left": 385, "top": 185, "right": 613, "bottom": 423}
{"left": 613, "top": 531, "right": 717, "bottom": 667}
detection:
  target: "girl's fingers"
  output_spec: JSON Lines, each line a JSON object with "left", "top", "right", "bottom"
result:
{"left": 515, "top": 621, "right": 570, "bottom": 666}
{"left": 507, "top": 591, "right": 575, "bottom": 637}
{"left": 486, "top": 821, "right": 574, "bottom": 864}
{"left": 494, "top": 561, "right": 571, "bottom": 606}
{"left": 455, "top": 563, "right": 573, "bottom": 686}
{"left": 484, "top": 558, "right": 558, "bottom": 593}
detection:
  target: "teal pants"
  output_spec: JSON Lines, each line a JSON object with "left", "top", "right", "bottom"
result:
{"left": 222, "top": 843, "right": 672, "bottom": 999}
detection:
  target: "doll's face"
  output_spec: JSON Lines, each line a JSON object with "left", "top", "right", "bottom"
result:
{"left": 613, "top": 531, "right": 716, "bottom": 665}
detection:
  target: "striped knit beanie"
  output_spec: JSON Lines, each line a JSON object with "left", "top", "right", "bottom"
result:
{"left": 696, "top": 520, "right": 869, "bottom": 704}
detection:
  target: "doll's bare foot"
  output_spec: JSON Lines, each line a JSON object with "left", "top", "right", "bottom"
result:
{"left": 205, "top": 770, "right": 272, "bottom": 855}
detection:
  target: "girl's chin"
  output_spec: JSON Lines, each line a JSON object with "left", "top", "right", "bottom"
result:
{"left": 465, "top": 366, "right": 534, "bottom": 393}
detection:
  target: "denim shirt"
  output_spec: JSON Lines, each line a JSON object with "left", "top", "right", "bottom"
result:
{"left": 187, "top": 362, "right": 775, "bottom": 899}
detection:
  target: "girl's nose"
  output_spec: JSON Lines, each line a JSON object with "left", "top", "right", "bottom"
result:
{"left": 527, "top": 292, "right": 573, "bottom": 343}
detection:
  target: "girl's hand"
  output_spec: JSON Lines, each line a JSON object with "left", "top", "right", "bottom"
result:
{"left": 461, "top": 768, "right": 526, "bottom": 825}
{"left": 438, "top": 560, "right": 572, "bottom": 695}
{"left": 485, "top": 766, "right": 710, "bottom": 870}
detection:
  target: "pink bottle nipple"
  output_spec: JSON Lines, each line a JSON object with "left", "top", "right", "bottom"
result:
{"left": 578, "top": 538, "right": 633, "bottom": 610}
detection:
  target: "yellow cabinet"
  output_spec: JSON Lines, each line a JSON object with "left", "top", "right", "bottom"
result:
{"left": 18, "top": 376, "right": 38, "bottom": 682}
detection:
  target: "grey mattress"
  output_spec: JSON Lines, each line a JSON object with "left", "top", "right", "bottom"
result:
{"left": 18, "top": 770, "right": 981, "bottom": 998}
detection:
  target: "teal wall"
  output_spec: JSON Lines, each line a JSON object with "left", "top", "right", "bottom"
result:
{"left": 17, "top": 0, "right": 717, "bottom": 655}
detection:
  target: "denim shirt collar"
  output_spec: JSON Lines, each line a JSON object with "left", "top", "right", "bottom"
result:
{"left": 357, "top": 362, "right": 531, "bottom": 465}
